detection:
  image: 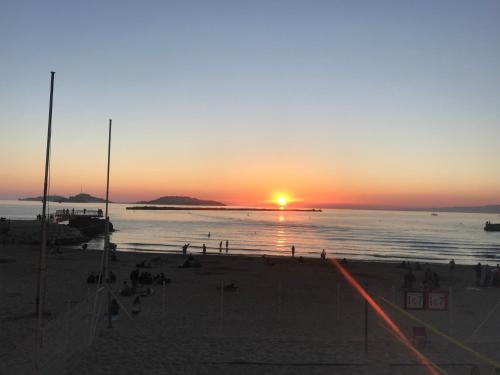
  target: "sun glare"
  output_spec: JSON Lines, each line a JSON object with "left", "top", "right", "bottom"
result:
{"left": 277, "top": 196, "right": 287, "bottom": 207}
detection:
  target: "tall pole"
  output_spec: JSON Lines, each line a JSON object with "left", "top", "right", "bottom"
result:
{"left": 104, "top": 119, "right": 112, "bottom": 328}
{"left": 35, "top": 71, "right": 55, "bottom": 367}
{"left": 364, "top": 287, "right": 368, "bottom": 355}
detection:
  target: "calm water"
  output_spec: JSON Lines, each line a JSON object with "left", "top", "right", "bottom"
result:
{"left": 2, "top": 200, "right": 500, "bottom": 265}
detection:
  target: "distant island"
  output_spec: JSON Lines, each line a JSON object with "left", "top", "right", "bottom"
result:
{"left": 19, "top": 193, "right": 108, "bottom": 203}
{"left": 137, "top": 196, "right": 225, "bottom": 206}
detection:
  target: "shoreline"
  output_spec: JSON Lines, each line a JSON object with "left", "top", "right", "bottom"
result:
{"left": 126, "top": 205, "right": 322, "bottom": 212}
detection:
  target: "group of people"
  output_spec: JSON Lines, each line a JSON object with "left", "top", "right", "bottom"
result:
{"left": 188, "top": 239, "right": 230, "bottom": 255}
{"left": 86, "top": 271, "right": 116, "bottom": 284}
{"left": 130, "top": 268, "right": 170, "bottom": 287}
{"left": 135, "top": 260, "right": 152, "bottom": 268}
{"left": 474, "top": 262, "right": 500, "bottom": 287}
{"left": 402, "top": 266, "right": 440, "bottom": 290}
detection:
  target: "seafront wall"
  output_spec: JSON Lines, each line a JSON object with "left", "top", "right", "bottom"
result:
{"left": 0, "top": 220, "right": 87, "bottom": 245}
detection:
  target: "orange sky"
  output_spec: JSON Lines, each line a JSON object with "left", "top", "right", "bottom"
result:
{"left": 2, "top": 2, "right": 500, "bottom": 208}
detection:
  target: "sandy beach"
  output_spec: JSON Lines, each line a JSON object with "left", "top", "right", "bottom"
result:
{"left": 1, "top": 244, "right": 500, "bottom": 375}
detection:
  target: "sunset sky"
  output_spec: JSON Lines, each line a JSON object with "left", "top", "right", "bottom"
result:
{"left": 1, "top": 1, "right": 500, "bottom": 207}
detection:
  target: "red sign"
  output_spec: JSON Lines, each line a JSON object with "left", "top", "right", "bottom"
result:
{"left": 405, "top": 291, "right": 425, "bottom": 310}
{"left": 404, "top": 290, "right": 448, "bottom": 311}
{"left": 426, "top": 291, "right": 448, "bottom": 310}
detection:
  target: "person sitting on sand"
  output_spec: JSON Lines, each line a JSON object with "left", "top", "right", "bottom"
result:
{"left": 130, "top": 269, "right": 139, "bottom": 287}
{"left": 224, "top": 283, "right": 238, "bottom": 292}
{"left": 265, "top": 257, "right": 276, "bottom": 266}
{"left": 217, "top": 282, "right": 238, "bottom": 292}
{"left": 321, "top": 249, "right": 326, "bottom": 260}
{"left": 132, "top": 296, "right": 141, "bottom": 316}
{"left": 449, "top": 259, "right": 456, "bottom": 270}
{"left": 202, "top": 243, "right": 206, "bottom": 255}
{"left": 87, "top": 272, "right": 96, "bottom": 284}
{"left": 82, "top": 243, "right": 88, "bottom": 250}
{"left": 119, "top": 281, "right": 135, "bottom": 296}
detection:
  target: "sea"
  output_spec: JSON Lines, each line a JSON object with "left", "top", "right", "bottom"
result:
{"left": 2, "top": 200, "right": 500, "bottom": 265}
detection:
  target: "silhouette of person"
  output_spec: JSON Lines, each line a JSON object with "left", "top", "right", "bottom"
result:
{"left": 219, "top": 241, "right": 222, "bottom": 253}
{"left": 474, "top": 263, "right": 482, "bottom": 286}
{"left": 132, "top": 296, "right": 141, "bottom": 316}
{"left": 208, "top": 232, "right": 211, "bottom": 238}
{"left": 291, "top": 245, "right": 295, "bottom": 257}
{"left": 321, "top": 249, "right": 326, "bottom": 260}
{"left": 225, "top": 240, "right": 229, "bottom": 254}
{"left": 182, "top": 243, "right": 190, "bottom": 256}
{"left": 202, "top": 243, "right": 206, "bottom": 255}
{"left": 110, "top": 299, "right": 119, "bottom": 318}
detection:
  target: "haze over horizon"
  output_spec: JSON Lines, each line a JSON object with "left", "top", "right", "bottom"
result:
{"left": 1, "top": 0, "right": 500, "bottom": 208}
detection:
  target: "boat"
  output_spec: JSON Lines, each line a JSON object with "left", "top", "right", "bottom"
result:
{"left": 484, "top": 221, "right": 500, "bottom": 231}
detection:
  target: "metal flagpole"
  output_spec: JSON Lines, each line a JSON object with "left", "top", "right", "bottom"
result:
{"left": 104, "top": 119, "right": 112, "bottom": 328}
{"left": 35, "top": 71, "right": 55, "bottom": 368}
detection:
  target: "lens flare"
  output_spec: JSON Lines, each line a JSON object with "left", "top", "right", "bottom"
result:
{"left": 328, "top": 258, "right": 440, "bottom": 375}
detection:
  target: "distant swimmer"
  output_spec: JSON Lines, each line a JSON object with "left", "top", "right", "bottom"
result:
{"left": 291, "top": 245, "right": 295, "bottom": 258}
{"left": 219, "top": 241, "right": 223, "bottom": 253}
{"left": 208, "top": 232, "right": 211, "bottom": 238}
{"left": 225, "top": 240, "right": 229, "bottom": 254}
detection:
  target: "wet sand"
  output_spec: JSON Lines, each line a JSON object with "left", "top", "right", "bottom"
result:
{"left": 1, "top": 244, "right": 500, "bottom": 374}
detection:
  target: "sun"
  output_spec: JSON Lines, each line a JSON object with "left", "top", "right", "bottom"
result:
{"left": 277, "top": 196, "right": 287, "bottom": 207}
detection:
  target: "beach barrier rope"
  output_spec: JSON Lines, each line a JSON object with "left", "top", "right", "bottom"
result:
{"left": 466, "top": 299, "right": 500, "bottom": 343}
{"left": 326, "top": 256, "right": 500, "bottom": 373}
{"left": 327, "top": 258, "right": 440, "bottom": 375}
{"left": 1, "top": 288, "right": 108, "bottom": 375}
{"left": 380, "top": 297, "right": 500, "bottom": 370}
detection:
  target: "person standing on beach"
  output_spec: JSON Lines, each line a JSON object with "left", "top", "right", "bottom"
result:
{"left": 291, "top": 245, "right": 295, "bottom": 257}
{"left": 219, "top": 241, "right": 223, "bottom": 253}
{"left": 208, "top": 232, "right": 211, "bottom": 238}
{"left": 202, "top": 243, "right": 206, "bottom": 255}
{"left": 474, "top": 263, "right": 482, "bottom": 286}
{"left": 226, "top": 240, "right": 229, "bottom": 254}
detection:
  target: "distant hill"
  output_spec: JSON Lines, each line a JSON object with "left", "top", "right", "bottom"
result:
{"left": 19, "top": 195, "right": 67, "bottom": 202}
{"left": 19, "top": 193, "right": 108, "bottom": 203}
{"left": 137, "top": 196, "right": 225, "bottom": 206}
{"left": 416, "top": 205, "right": 500, "bottom": 214}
